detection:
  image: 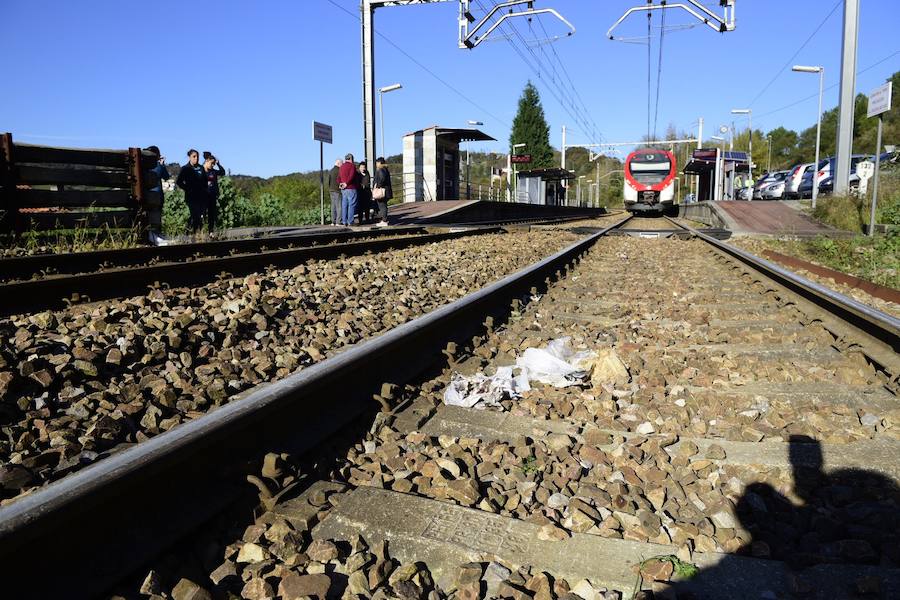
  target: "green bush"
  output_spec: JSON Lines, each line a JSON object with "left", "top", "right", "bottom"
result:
{"left": 162, "top": 177, "right": 324, "bottom": 236}
{"left": 802, "top": 233, "right": 899, "bottom": 288}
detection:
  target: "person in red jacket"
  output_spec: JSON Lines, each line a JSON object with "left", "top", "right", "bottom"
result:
{"left": 337, "top": 153, "right": 360, "bottom": 226}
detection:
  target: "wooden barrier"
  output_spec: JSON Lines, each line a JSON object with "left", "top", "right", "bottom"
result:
{"left": 0, "top": 133, "right": 163, "bottom": 241}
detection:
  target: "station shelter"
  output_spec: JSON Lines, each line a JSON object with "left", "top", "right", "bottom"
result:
{"left": 402, "top": 126, "right": 495, "bottom": 202}
{"left": 683, "top": 148, "right": 751, "bottom": 202}
{"left": 515, "top": 168, "right": 575, "bottom": 206}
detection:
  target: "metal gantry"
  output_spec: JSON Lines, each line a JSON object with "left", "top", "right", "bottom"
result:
{"left": 607, "top": 0, "right": 736, "bottom": 40}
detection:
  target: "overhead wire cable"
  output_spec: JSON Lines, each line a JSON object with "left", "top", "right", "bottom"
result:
{"left": 472, "top": 0, "right": 599, "bottom": 143}
{"left": 652, "top": 2, "right": 667, "bottom": 140}
{"left": 747, "top": 0, "right": 842, "bottom": 107}
{"left": 647, "top": 10, "right": 652, "bottom": 141}
{"left": 752, "top": 50, "right": 900, "bottom": 121}
{"left": 534, "top": 14, "right": 603, "bottom": 143}
{"left": 473, "top": 0, "right": 597, "bottom": 136}
{"left": 324, "top": 0, "right": 510, "bottom": 127}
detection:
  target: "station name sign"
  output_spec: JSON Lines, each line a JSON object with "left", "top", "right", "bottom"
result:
{"left": 312, "top": 121, "right": 333, "bottom": 144}
{"left": 867, "top": 81, "right": 893, "bottom": 118}
{"left": 692, "top": 149, "right": 718, "bottom": 161}
{"left": 511, "top": 154, "right": 532, "bottom": 164}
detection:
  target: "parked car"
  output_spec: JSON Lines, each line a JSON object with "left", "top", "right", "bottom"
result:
{"left": 797, "top": 169, "right": 820, "bottom": 199}
{"left": 754, "top": 171, "right": 789, "bottom": 200}
{"left": 814, "top": 154, "right": 872, "bottom": 195}
{"left": 761, "top": 179, "right": 787, "bottom": 200}
{"left": 784, "top": 163, "right": 814, "bottom": 199}
{"left": 753, "top": 172, "right": 780, "bottom": 199}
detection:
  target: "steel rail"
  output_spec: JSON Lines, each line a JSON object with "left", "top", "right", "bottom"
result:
{"left": 0, "top": 217, "right": 630, "bottom": 600}
{"left": 0, "top": 225, "right": 430, "bottom": 282}
{"left": 0, "top": 227, "right": 504, "bottom": 317}
{"left": 670, "top": 217, "right": 900, "bottom": 366}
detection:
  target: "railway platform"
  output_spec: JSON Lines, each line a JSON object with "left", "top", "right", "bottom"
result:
{"left": 386, "top": 200, "right": 605, "bottom": 226}
{"left": 713, "top": 200, "right": 850, "bottom": 237}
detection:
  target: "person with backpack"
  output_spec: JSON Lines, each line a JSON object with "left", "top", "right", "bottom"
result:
{"left": 175, "top": 149, "right": 207, "bottom": 234}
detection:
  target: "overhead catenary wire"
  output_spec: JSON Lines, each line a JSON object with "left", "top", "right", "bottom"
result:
{"left": 647, "top": 10, "right": 652, "bottom": 141}
{"left": 652, "top": 2, "right": 667, "bottom": 140}
{"left": 747, "top": 0, "right": 842, "bottom": 108}
{"left": 535, "top": 14, "right": 603, "bottom": 143}
{"left": 744, "top": 50, "right": 899, "bottom": 122}
{"left": 473, "top": 0, "right": 603, "bottom": 146}
{"left": 324, "top": 0, "right": 510, "bottom": 128}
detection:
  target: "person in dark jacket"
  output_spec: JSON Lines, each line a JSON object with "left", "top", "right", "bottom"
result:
{"left": 202, "top": 151, "right": 226, "bottom": 233}
{"left": 327, "top": 159, "right": 342, "bottom": 226}
{"left": 373, "top": 157, "right": 393, "bottom": 227}
{"left": 175, "top": 149, "right": 206, "bottom": 234}
{"left": 145, "top": 145, "right": 170, "bottom": 245}
{"left": 337, "top": 153, "right": 359, "bottom": 226}
{"left": 357, "top": 162, "right": 372, "bottom": 224}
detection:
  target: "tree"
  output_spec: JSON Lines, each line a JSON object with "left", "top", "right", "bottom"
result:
{"left": 510, "top": 81, "right": 554, "bottom": 169}
{"left": 766, "top": 127, "right": 799, "bottom": 170}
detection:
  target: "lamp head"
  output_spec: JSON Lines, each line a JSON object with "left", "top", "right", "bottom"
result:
{"left": 792, "top": 65, "right": 822, "bottom": 73}
{"left": 379, "top": 83, "right": 403, "bottom": 93}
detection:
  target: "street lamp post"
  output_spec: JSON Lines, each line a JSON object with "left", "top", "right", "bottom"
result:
{"left": 731, "top": 108, "right": 752, "bottom": 182}
{"left": 766, "top": 135, "right": 772, "bottom": 173}
{"left": 465, "top": 120, "right": 483, "bottom": 200}
{"left": 511, "top": 143, "right": 526, "bottom": 203}
{"left": 793, "top": 65, "right": 824, "bottom": 208}
{"left": 378, "top": 83, "right": 402, "bottom": 159}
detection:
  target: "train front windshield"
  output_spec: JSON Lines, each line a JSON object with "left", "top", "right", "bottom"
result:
{"left": 629, "top": 154, "right": 671, "bottom": 185}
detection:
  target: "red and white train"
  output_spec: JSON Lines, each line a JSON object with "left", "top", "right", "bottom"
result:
{"left": 623, "top": 148, "right": 677, "bottom": 212}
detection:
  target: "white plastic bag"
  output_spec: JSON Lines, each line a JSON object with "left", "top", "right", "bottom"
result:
{"left": 515, "top": 337, "right": 595, "bottom": 387}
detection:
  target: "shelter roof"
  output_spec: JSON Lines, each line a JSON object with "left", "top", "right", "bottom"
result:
{"left": 403, "top": 125, "right": 495, "bottom": 143}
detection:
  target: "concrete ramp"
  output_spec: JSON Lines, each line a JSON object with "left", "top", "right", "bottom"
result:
{"left": 387, "top": 200, "right": 605, "bottom": 226}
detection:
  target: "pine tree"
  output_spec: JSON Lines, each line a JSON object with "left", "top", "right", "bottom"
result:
{"left": 510, "top": 82, "right": 554, "bottom": 169}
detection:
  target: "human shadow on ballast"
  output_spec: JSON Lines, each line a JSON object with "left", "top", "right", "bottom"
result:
{"left": 659, "top": 435, "right": 900, "bottom": 599}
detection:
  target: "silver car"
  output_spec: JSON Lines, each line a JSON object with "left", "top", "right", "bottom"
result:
{"left": 761, "top": 180, "right": 787, "bottom": 199}
{"left": 753, "top": 172, "right": 783, "bottom": 199}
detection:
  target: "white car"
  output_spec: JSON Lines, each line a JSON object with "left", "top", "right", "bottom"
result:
{"left": 784, "top": 163, "right": 814, "bottom": 199}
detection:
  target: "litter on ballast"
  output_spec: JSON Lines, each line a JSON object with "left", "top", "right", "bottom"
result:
{"left": 444, "top": 337, "right": 620, "bottom": 409}
{"left": 443, "top": 366, "right": 531, "bottom": 409}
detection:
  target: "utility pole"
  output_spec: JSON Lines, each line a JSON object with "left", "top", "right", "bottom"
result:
{"left": 561, "top": 125, "right": 566, "bottom": 170}
{"left": 835, "top": 0, "right": 860, "bottom": 195}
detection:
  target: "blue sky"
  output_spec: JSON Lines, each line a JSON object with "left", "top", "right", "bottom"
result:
{"left": 2, "top": 1, "right": 897, "bottom": 177}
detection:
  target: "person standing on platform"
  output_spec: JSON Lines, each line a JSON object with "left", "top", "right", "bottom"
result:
{"left": 373, "top": 157, "right": 392, "bottom": 227}
{"left": 145, "top": 145, "right": 170, "bottom": 245}
{"left": 357, "top": 161, "right": 372, "bottom": 224}
{"left": 202, "top": 152, "right": 226, "bottom": 234}
{"left": 337, "top": 153, "right": 359, "bottom": 226}
{"left": 175, "top": 149, "right": 207, "bottom": 235}
{"left": 327, "top": 159, "right": 343, "bottom": 226}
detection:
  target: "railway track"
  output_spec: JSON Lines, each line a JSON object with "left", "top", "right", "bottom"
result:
{"left": 0, "top": 225, "right": 431, "bottom": 282}
{"left": 1, "top": 216, "right": 898, "bottom": 599}
{"left": 0, "top": 226, "right": 508, "bottom": 316}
